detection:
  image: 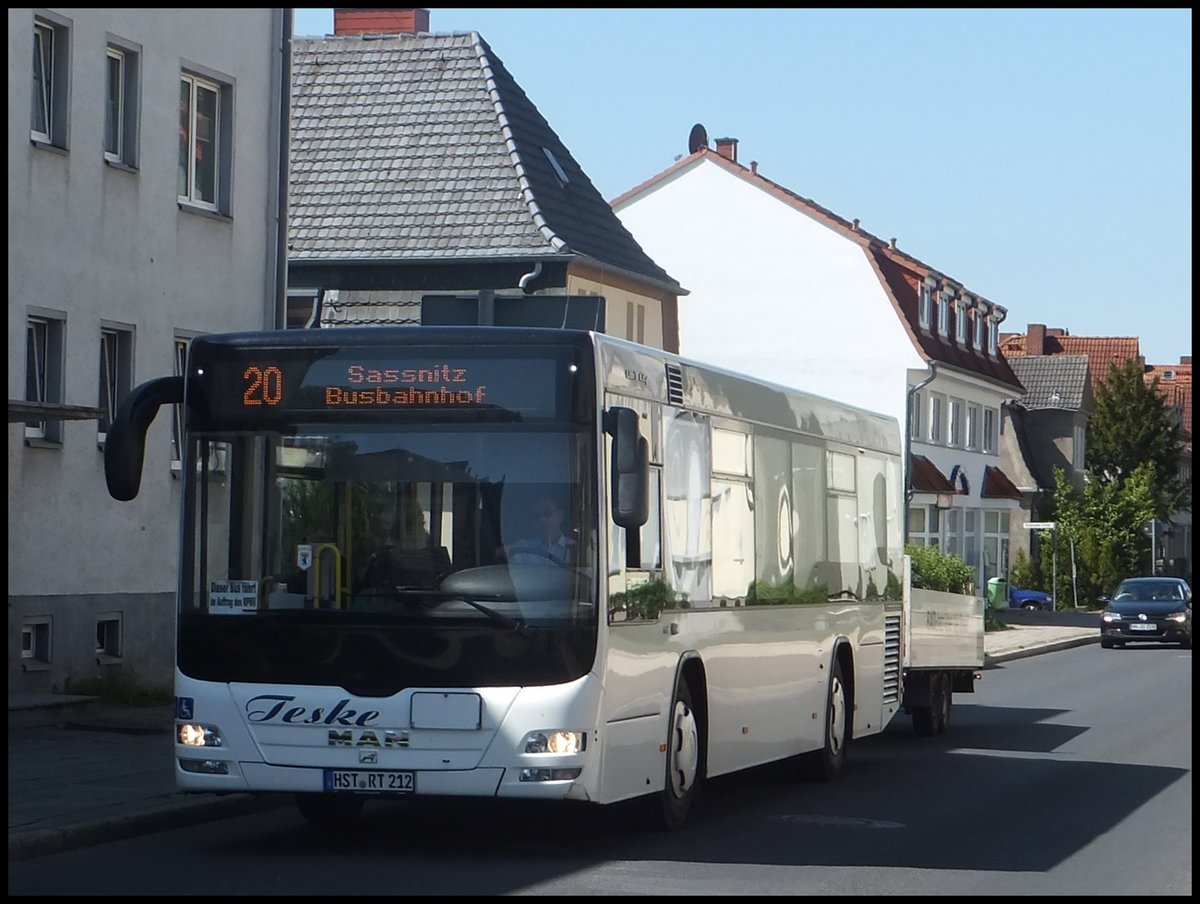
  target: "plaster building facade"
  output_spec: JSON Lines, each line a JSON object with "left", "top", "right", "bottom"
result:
{"left": 612, "top": 131, "right": 1030, "bottom": 592}
{"left": 8, "top": 8, "right": 291, "bottom": 693}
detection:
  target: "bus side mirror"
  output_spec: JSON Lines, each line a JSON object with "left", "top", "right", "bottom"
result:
{"left": 604, "top": 406, "right": 649, "bottom": 530}
{"left": 104, "top": 376, "right": 185, "bottom": 501}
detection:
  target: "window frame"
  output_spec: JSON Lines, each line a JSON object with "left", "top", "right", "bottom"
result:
{"left": 973, "top": 307, "right": 985, "bottom": 351}
{"left": 31, "top": 13, "right": 71, "bottom": 149}
{"left": 178, "top": 69, "right": 231, "bottom": 214}
{"left": 918, "top": 284, "right": 933, "bottom": 330}
{"left": 104, "top": 38, "right": 141, "bottom": 168}
{"left": 966, "top": 402, "right": 981, "bottom": 451}
{"left": 171, "top": 336, "right": 192, "bottom": 469}
{"left": 948, "top": 397, "right": 963, "bottom": 448}
{"left": 25, "top": 311, "right": 67, "bottom": 444}
{"left": 910, "top": 389, "right": 923, "bottom": 441}
{"left": 99, "top": 323, "right": 135, "bottom": 445}
{"left": 987, "top": 319, "right": 999, "bottom": 356}
{"left": 937, "top": 290, "right": 950, "bottom": 338}
{"left": 928, "top": 392, "right": 945, "bottom": 445}
{"left": 983, "top": 407, "right": 998, "bottom": 454}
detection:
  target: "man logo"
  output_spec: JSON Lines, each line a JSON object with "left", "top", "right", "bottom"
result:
{"left": 329, "top": 729, "right": 410, "bottom": 748}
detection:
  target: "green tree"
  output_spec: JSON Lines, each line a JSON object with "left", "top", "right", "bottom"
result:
{"left": 1048, "top": 464, "right": 1157, "bottom": 602}
{"left": 1087, "top": 358, "right": 1189, "bottom": 517}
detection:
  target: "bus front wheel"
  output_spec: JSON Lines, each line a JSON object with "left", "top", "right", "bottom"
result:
{"left": 651, "top": 679, "right": 701, "bottom": 831}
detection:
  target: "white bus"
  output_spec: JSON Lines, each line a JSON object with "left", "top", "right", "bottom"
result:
{"left": 104, "top": 325, "right": 970, "bottom": 830}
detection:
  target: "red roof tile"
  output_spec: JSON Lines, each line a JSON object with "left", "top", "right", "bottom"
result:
{"left": 982, "top": 465, "right": 1024, "bottom": 500}
{"left": 910, "top": 454, "right": 956, "bottom": 493}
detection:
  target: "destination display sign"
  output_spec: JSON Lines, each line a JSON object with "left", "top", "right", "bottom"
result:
{"left": 188, "top": 344, "right": 562, "bottom": 424}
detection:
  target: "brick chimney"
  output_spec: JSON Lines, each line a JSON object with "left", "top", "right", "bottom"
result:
{"left": 333, "top": 8, "right": 430, "bottom": 36}
{"left": 1027, "top": 323, "right": 1046, "bottom": 355}
{"left": 714, "top": 137, "right": 738, "bottom": 162}
{"left": 1181, "top": 355, "right": 1191, "bottom": 366}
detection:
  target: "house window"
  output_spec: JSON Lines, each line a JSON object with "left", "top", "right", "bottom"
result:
{"left": 956, "top": 298, "right": 969, "bottom": 344}
{"left": 987, "top": 319, "right": 999, "bottom": 356}
{"left": 949, "top": 398, "right": 963, "bottom": 447}
{"left": 983, "top": 407, "right": 998, "bottom": 453}
{"left": 944, "top": 508, "right": 961, "bottom": 558}
{"left": 171, "top": 337, "right": 190, "bottom": 469}
{"left": 625, "top": 301, "right": 645, "bottom": 344}
{"left": 25, "top": 313, "right": 66, "bottom": 443}
{"left": 910, "top": 390, "right": 923, "bottom": 441}
{"left": 21, "top": 616, "right": 52, "bottom": 666}
{"left": 973, "top": 308, "right": 985, "bottom": 351}
{"left": 32, "top": 15, "right": 70, "bottom": 148}
{"left": 99, "top": 325, "right": 134, "bottom": 443}
{"left": 929, "top": 393, "right": 945, "bottom": 444}
{"left": 919, "top": 284, "right": 932, "bottom": 329}
{"left": 1073, "top": 424, "right": 1086, "bottom": 470}
{"left": 937, "top": 293, "right": 949, "bottom": 337}
{"left": 96, "top": 612, "right": 123, "bottom": 659}
{"left": 178, "top": 72, "right": 225, "bottom": 211}
{"left": 909, "top": 505, "right": 940, "bottom": 548}
{"left": 981, "top": 509, "right": 1011, "bottom": 589}
{"left": 966, "top": 403, "right": 981, "bottom": 450}
{"left": 105, "top": 42, "right": 140, "bottom": 167}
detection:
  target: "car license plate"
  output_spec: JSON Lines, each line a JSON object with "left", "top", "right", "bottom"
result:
{"left": 324, "top": 769, "right": 415, "bottom": 794}
{"left": 1129, "top": 623, "right": 1159, "bottom": 632}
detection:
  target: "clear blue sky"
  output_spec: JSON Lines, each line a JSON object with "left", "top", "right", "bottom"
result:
{"left": 293, "top": 8, "right": 1192, "bottom": 366}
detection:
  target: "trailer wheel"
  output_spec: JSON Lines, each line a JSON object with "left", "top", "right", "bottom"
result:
{"left": 801, "top": 655, "right": 849, "bottom": 781}
{"left": 295, "top": 793, "right": 365, "bottom": 829}
{"left": 913, "top": 671, "right": 949, "bottom": 737}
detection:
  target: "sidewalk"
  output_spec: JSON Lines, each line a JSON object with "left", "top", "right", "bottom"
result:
{"left": 8, "top": 622, "right": 1099, "bottom": 861}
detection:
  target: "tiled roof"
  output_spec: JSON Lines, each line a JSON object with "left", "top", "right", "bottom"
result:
{"left": 289, "top": 32, "right": 682, "bottom": 292}
{"left": 1006, "top": 355, "right": 1091, "bottom": 411}
{"left": 616, "top": 148, "right": 1023, "bottom": 392}
{"left": 982, "top": 465, "right": 1024, "bottom": 500}
{"left": 1149, "top": 366, "right": 1193, "bottom": 447}
{"left": 1001, "top": 331, "right": 1142, "bottom": 398}
{"left": 910, "top": 454, "right": 955, "bottom": 493}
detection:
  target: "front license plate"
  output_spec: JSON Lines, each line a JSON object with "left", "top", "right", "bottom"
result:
{"left": 324, "top": 770, "right": 415, "bottom": 794}
{"left": 1128, "top": 623, "right": 1159, "bottom": 632}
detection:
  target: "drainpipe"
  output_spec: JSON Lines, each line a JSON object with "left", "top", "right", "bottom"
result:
{"left": 271, "top": 8, "right": 293, "bottom": 329}
{"left": 902, "top": 360, "right": 939, "bottom": 544}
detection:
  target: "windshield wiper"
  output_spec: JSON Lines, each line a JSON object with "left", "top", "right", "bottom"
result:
{"left": 386, "top": 588, "right": 529, "bottom": 634}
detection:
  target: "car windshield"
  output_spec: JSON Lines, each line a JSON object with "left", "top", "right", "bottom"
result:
{"left": 1114, "top": 580, "right": 1187, "bottom": 602}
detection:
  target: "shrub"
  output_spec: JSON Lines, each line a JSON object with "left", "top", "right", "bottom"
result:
{"left": 906, "top": 543, "right": 974, "bottom": 595}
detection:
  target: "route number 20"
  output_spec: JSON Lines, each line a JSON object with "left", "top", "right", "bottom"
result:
{"left": 243, "top": 366, "right": 283, "bottom": 406}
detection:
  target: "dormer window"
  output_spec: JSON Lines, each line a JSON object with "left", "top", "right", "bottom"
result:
{"left": 973, "top": 306, "right": 984, "bottom": 350}
{"left": 1162, "top": 370, "right": 1175, "bottom": 380}
{"left": 956, "top": 296, "right": 969, "bottom": 344}
{"left": 987, "top": 319, "right": 999, "bottom": 355}
{"left": 919, "top": 284, "right": 933, "bottom": 330}
{"left": 937, "top": 291, "right": 950, "bottom": 337}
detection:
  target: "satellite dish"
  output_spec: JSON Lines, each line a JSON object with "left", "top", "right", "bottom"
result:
{"left": 688, "top": 123, "right": 708, "bottom": 154}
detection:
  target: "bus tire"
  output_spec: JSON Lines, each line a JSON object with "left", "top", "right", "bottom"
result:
{"left": 801, "top": 654, "right": 849, "bottom": 781}
{"left": 651, "top": 679, "right": 701, "bottom": 831}
{"left": 295, "top": 793, "right": 365, "bottom": 829}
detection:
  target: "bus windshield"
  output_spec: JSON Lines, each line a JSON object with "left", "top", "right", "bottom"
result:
{"left": 179, "top": 423, "right": 598, "bottom": 696}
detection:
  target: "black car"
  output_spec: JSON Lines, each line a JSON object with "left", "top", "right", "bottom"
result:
{"left": 1099, "top": 577, "right": 1192, "bottom": 649}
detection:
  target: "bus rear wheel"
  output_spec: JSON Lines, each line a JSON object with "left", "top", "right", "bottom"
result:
{"left": 295, "top": 793, "right": 365, "bottom": 829}
{"left": 800, "top": 654, "right": 849, "bottom": 781}
{"left": 913, "top": 671, "right": 950, "bottom": 737}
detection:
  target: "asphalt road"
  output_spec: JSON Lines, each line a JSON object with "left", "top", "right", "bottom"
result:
{"left": 8, "top": 640, "right": 1190, "bottom": 896}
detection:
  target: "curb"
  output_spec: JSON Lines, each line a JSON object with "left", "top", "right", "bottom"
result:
{"left": 8, "top": 792, "right": 290, "bottom": 862}
{"left": 984, "top": 634, "right": 1099, "bottom": 665}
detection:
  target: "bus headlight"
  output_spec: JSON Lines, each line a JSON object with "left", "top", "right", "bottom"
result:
{"left": 523, "top": 729, "right": 586, "bottom": 754}
{"left": 178, "top": 722, "right": 224, "bottom": 748}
